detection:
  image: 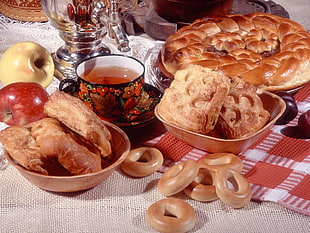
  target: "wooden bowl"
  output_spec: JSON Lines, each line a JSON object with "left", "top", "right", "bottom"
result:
{"left": 5, "top": 122, "right": 130, "bottom": 192}
{"left": 155, "top": 91, "right": 286, "bottom": 154}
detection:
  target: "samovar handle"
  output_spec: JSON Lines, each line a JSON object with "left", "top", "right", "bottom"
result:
{"left": 91, "top": 0, "right": 130, "bottom": 52}
{"left": 108, "top": 0, "right": 130, "bottom": 52}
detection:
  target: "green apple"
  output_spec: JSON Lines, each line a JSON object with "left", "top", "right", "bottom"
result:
{"left": 0, "top": 41, "right": 54, "bottom": 88}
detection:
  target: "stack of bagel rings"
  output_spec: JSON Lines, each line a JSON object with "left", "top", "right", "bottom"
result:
{"left": 120, "top": 147, "right": 197, "bottom": 233}
{"left": 158, "top": 153, "right": 252, "bottom": 209}
{"left": 120, "top": 148, "right": 251, "bottom": 232}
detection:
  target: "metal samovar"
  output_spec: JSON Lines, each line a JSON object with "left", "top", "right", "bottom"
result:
{"left": 41, "top": 0, "right": 130, "bottom": 80}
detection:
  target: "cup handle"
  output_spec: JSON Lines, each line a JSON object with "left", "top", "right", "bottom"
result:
{"left": 59, "top": 79, "right": 79, "bottom": 94}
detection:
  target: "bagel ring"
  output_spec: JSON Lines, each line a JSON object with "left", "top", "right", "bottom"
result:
{"left": 198, "top": 153, "right": 243, "bottom": 173}
{"left": 184, "top": 167, "right": 218, "bottom": 202}
{"left": 158, "top": 160, "right": 199, "bottom": 196}
{"left": 214, "top": 168, "right": 252, "bottom": 208}
{"left": 120, "top": 147, "right": 163, "bottom": 177}
{"left": 146, "top": 197, "right": 196, "bottom": 233}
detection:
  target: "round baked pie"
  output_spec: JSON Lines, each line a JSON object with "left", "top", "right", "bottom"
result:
{"left": 160, "top": 12, "right": 310, "bottom": 91}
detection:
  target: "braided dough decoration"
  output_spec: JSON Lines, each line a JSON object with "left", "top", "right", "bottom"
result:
{"left": 160, "top": 12, "right": 310, "bottom": 91}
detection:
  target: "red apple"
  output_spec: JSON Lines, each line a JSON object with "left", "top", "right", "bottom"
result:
{"left": 0, "top": 82, "right": 49, "bottom": 126}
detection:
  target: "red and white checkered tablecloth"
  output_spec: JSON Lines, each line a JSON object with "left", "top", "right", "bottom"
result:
{"left": 143, "top": 83, "right": 310, "bottom": 216}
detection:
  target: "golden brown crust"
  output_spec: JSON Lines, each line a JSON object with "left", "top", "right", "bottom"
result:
{"left": 158, "top": 65, "right": 270, "bottom": 139}
{"left": 0, "top": 126, "right": 48, "bottom": 174}
{"left": 161, "top": 12, "right": 310, "bottom": 91}
{"left": 157, "top": 65, "right": 231, "bottom": 135}
{"left": 44, "top": 90, "right": 112, "bottom": 157}
{"left": 31, "top": 118, "right": 101, "bottom": 175}
{"left": 214, "top": 168, "right": 252, "bottom": 208}
{"left": 1, "top": 91, "right": 113, "bottom": 176}
{"left": 146, "top": 197, "right": 196, "bottom": 233}
{"left": 211, "top": 77, "right": 270, "bottom": 139}
{"left": 120, "top": 147, "right": 164, "bottom": 177}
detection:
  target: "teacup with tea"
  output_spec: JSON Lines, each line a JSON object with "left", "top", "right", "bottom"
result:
{"left": 59, "top": 54, "right": 145, "bottom": 123}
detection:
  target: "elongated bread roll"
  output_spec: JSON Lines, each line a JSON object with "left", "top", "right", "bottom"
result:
{"left": 44, "top": 90, "right": 112, "bottom": 157}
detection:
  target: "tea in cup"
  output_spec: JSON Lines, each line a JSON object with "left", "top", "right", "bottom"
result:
{"left": 59, "top": 54, "right": 145, "bottom": 123}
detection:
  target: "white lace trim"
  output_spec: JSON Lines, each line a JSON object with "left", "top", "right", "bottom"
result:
{"left": 0, "top": 13, "right": 158, "bottom": 60}
{"left": 0, "top": 13, "right": 163, "bottom": 86}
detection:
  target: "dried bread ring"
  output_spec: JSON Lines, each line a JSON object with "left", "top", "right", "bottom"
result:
{"left": 158, "top": 160, "right": 199, "bottom": 196}
{"left": 146, "top": 197, "right": 196, "bottom": 233}
{"left": 214, "top": 168, "right": 252, "bottom": 208}
{"left": 198, "top": 153, "right": 243, "bottom": 173}
{"left": 184, "top": 167, "right": 218, "bottom": 202}
{"left": 120, "top": 147, "right": 163, "bottom": 177}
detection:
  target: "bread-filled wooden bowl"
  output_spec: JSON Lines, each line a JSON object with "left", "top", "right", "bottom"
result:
{"left": 155, "top": 90, "right": 285, "bottom": 154}
{"left": 4, "top": 121, "right": 130, "bottom": 192}
{"left": 1, "top": 91, "right": 131, "bottom": 193}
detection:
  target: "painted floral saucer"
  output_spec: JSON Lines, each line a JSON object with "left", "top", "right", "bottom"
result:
{"left": 113, "top": 83, "right": 162, "bottom": 128}
{"left": 61, "top": 82, "right": 162, "bottom": 128}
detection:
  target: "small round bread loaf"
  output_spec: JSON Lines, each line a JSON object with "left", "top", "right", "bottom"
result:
{"left": 160, "top": 12, "right": 310, "bottom": 91}
{"left": 156, "top": 64, "right": 231, "bottom": 135}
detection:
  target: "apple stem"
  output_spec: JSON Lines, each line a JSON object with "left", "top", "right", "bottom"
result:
{"left": 4, "top": 110, "right": 13, "bottom": 122}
